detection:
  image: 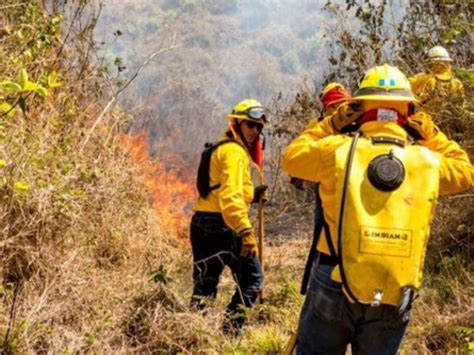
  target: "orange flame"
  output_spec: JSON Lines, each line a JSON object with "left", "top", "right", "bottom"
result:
{"left": 119, "top": 133, "right": 196, "bottom": 237}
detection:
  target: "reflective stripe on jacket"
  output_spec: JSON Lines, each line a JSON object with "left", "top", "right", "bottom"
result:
{"left": 282, "top": 118, "right": 473, "bottom": 256}
{"left": 193, "top": 131, "right": 254, "bottom": 234}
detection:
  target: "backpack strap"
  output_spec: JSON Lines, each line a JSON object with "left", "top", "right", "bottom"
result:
{"left": 301, "top": 185, "right": 325, "bottom": 295}
{"left": 196, "top": 139, "right": 243, "bottom": 198}
{"left": 320, "top": 133, "right": 361, "bottom": 303}
{"left": 336, "top": 133, "right": 362, "bottom": 304}
{"left": 322, "top": 219, "right": 337, "bottom": 258}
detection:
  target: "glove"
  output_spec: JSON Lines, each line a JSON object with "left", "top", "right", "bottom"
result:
{"left": 406, "top": 112, "right": 437, "bottom": 141}
{"left": 329, "top": 101, "right": 363, "bottom": 132}
{"left": 252, "top": 185, "right": 268, "bottom": 204}
{"left": 240, "top": 230, "right": 258, "bottom": 258}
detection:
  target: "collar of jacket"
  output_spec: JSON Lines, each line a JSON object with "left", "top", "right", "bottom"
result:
{"left": 218, "top": 130, "right": 249, "bottom": 153}
{"left": 220, "top": 129, "right": 264, "bottom": 175}
{"left": 359, "top": 121, "right": 409, "bottom": 142}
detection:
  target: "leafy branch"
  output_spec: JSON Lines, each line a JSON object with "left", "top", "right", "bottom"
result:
{"left": 0, "top": 69, "right": 61, "bottom": 118}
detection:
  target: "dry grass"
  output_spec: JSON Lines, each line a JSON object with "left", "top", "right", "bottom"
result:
{"left": 0, "top": 1, "right": 472, "bottom": 354}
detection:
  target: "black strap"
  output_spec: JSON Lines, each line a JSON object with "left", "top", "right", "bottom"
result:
{"left": 301, "top": 186, "right": 324, "bottom": 295}
{"left": 319, "top": 134, "right": 362, "bottom": 303}
{"left": 196, "top": 138, "right": 243, "bottom": 198}
{"left": 336, "top": 133, "right": 361, "bottom": 304}
{"left": 402, "top": 122, "right": 423, "bottom": 141}
{"left": 323, "top": 219, "right": 337, "bottom": 258}
{"left": 208, "top": 184, "right": 221, "bottom": 192}
{"left": 234, "top": 120, "right": 250, "bottom": 150}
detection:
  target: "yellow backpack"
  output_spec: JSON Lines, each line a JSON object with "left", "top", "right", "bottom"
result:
{"left": 328, "top": 133, "right": 440, "bottom": 308}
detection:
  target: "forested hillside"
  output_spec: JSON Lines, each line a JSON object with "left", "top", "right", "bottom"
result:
{"left": 96, "top": 0, "right": 333, "bottom": 160}
{"left": 0, "top": 0, "right": 472, "bottom": 353}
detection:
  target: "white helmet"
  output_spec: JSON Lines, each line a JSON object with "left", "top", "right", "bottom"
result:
{"left": 427, "top": 46, "right": 452, "bottom": 62}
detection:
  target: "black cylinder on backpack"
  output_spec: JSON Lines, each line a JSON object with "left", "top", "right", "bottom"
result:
{"left": 368, "top": 150, "right": 405, "bottom": 192}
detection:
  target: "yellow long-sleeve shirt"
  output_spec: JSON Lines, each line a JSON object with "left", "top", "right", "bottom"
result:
{"left": 409, "top": 67, "right": 464, "bottom": 113}
{"left": 282, "top": 118, "right": 473, "bottom": 255}
{"left": 193, "top": 132, "right": 255, "bottom": 234}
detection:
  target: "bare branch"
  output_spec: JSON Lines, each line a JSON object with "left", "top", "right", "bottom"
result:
{"left": 447, "top": 194, "right": 474, "bottom": 200}
{"left": 80, "top": 36, "right": 182, "bottom": 151}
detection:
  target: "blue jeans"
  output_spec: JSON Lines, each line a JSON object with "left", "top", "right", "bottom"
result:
{"left": 190, "top": 212, "right": 263, "bottom": 326}
{"left": 296, "top": 260, "right": 410, "bottom": 355}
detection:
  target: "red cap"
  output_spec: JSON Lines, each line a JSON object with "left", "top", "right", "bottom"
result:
{"left": 322, "top": 87, "right": 352, "bottom": 109}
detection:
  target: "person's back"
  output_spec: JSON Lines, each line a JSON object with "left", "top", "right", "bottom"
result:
{"left": 410, "top": 46, "right": 464, "bottom": 116}
{"left": 194, "top": 133, "right": 254, "bottom": 231}
{"left": 283, "top": 118, "right": 471, "bottom": 257}
{"left": 283, "top": 64, "right": 473, "bottom": 354}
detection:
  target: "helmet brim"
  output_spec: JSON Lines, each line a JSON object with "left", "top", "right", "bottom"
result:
{"left": 352, "top": 94, "right": 419, "bottom": 103}
{"left": 227, "top": 114, "right": 269, "bottom": 125}
{"left": 353, "top": 87, "right": 419, "bottom": 103}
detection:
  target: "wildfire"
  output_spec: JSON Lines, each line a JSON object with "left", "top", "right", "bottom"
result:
{"left": 119, "top": 133, "right": 196, "bottom": 237}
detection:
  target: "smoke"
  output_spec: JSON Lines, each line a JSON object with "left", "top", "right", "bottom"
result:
{"left": 93, "top": 1, "right": 327, "bottom": 149}
{"left": 94, "top": 0, "right": 408, "bottom": 162}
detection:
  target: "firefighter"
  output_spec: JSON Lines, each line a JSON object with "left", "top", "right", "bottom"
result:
{"left": 410, "top": 46, "right": 464, "bottom": 116}
{"left": 298, "top": 82, "right": 352, "bottom": 295}
{"left": 282, "top": 64, "right": 473, "bottom": 354}
{"left": 291, "top": 82, "right": 351, "bottom": 190}
{"left": 191, "top": 98, "right": 268, "bottom": 334}
{"left": 313, "top": 82, "right": 352, "bottom": 127}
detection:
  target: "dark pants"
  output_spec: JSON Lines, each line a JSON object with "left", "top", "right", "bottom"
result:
{"left": 297, "top": 259, "right": 410, "bottom": 355}
{"left": 190, "top": 212, "right": 263, "bottom": 326}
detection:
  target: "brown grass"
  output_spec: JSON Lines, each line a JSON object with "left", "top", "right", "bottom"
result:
{"left": 0, "top": 1, "right": 472, "bottom": 353}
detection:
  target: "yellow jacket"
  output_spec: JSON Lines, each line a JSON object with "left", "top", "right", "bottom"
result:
{"left": 282, "top": 118, "right": 473, "bottom": 255}
{"left": 306, "top": 106, "right": 338, "bottom": 130}
{"left": 193, "top": 131, "right": 255, "bottom": 234}
{"left": 409, "top": 67, "right": 464, "bottom": 109}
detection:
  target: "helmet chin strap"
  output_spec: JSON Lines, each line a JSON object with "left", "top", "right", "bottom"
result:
{"left": 234, "top": 119, "right": 251, "bottom": 150}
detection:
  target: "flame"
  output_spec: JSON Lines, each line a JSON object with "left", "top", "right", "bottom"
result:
{"left": 119, "top": 133, "right": 196, "bottom": 237}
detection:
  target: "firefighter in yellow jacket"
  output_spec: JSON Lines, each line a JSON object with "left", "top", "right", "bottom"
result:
{"left": 296, "top": 83, "right": 352, "bottom": 294}
{"left": 283, "top": 64, "right": 473, "bottom": 354}
{"left": 410, "top": 46, "right": 464, "bottom": 115}
{"left": 310, "top": 82, "right": 352, "bottom": 128}
{"left": 191, "top": 98, "right": 268, "bottom": 334}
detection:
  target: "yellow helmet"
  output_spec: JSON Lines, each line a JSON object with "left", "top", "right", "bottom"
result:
{"left": 427, "top": 46, "right": 452, "bottom": 62}
{"left": 353, "top": 64, "right": 418, "bottom": 103}
{"left": 227, "top": 98, "right": 268, "bottom": 124}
